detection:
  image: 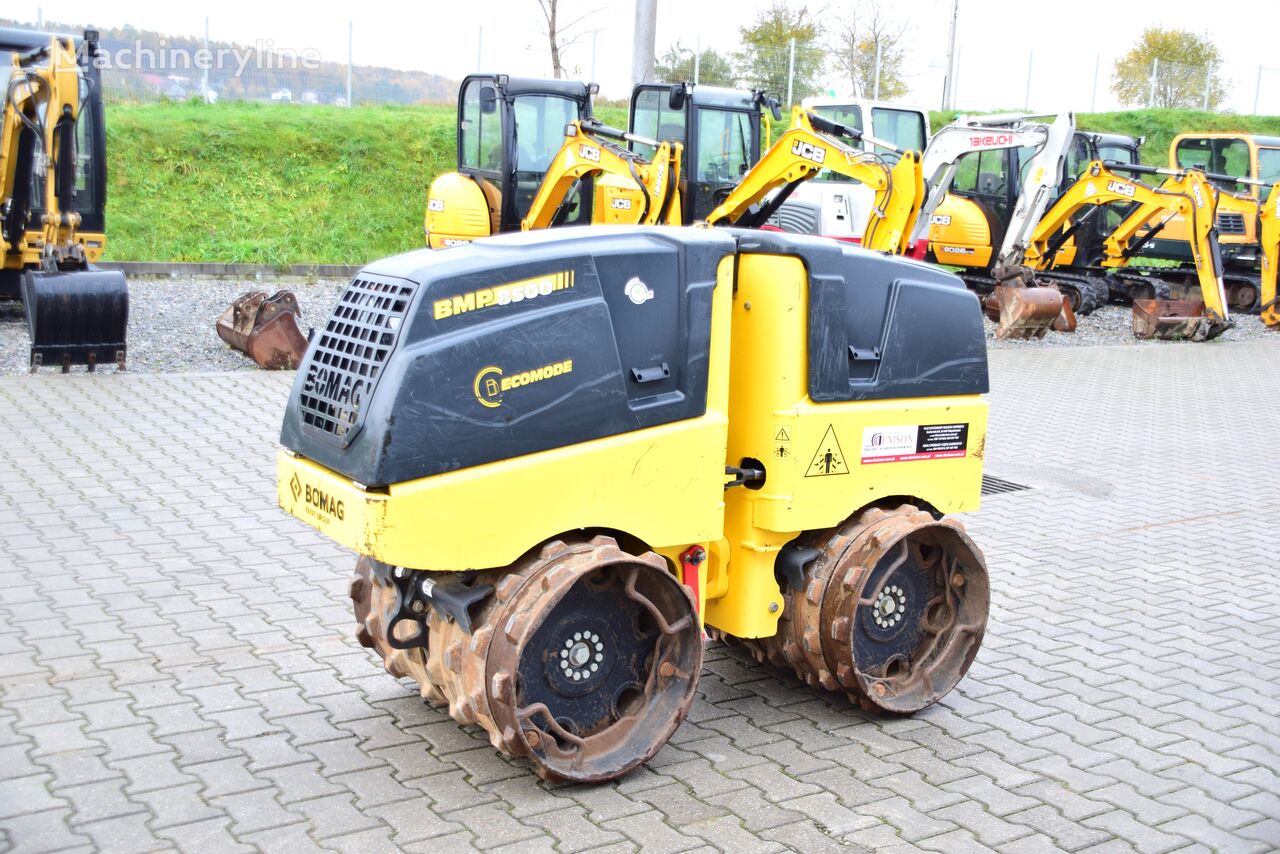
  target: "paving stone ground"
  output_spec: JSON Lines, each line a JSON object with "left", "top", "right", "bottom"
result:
{"left": 1, "top": 340, "right": 1278, "bottom": 853}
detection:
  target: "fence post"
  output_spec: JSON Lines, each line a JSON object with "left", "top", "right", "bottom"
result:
{"left": 1025, "top": 50, "right": 1033, "bottom": 111}
{"left": 873, "top": 40, "right": 882, "bottom": 100}
{"left": 1256, "top": 65, "right": 1263, "bottom": 115}
{"left": 346, "top": 21, "right": 353, "bottom": 107}
{"left": 1203, "top": 63, "right": 1211, "bottom": 110}
{"left": 1149, "top": 57, "right": 1158, "bottom": 107}
{"left": 477, "top": 26, "right": 483, "bottom": 71}
{"left": 786, "top": 37, "right": 795, "bottom": 106}
{"left": 1090, "top": 54, "right": 1099, "bottom": 113}
{"left": 694, "top": 35, "right": 700, "bottom": 85}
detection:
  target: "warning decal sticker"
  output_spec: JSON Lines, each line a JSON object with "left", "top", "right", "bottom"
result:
{"left": 806, "top": 424, "right": 850, "bottom": 477}
{"left": 861, "top": 423, "right": 969, "bottom": 464}
{"left": 772, "top": 425, "right": 793, "bottom": 460}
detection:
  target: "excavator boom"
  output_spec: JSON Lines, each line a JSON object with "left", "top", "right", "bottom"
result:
{"left": 703, "top": 108, "right": 924, "bottom": 254}
{"left": 1262, "top": 183, "right": 1280, "bottom": 327}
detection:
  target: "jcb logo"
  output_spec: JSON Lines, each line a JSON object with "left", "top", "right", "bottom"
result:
{"left": 610, "top": 198, "right": 633, "bottom": 210}
{"left": 791, "top": 140, "right": 827, "bottom": 165}
{"left": 578, "top": 144, "right": 601, "bottom": 162}
{"left": 929, "top": 214, "right": 951, "bottom": 226}
{"left": 1106, "top": 180, "right": 1136, "bottom": 198}
{"left": 1192, "top": 184, "right": 1205, "bottom": 209}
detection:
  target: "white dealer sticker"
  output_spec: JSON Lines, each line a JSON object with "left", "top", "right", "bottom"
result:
{"left": 861, "top": 423, "right": 969, "bottom": 464}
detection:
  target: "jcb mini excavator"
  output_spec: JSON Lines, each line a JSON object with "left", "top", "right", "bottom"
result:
{"left": 701, "top": 107, "right": 925, "bottom": 255}
{"left": 519, "top": 105, "right": 925, "bottom": 255}
{"left": 1025, "top": 161, "right": 1231, "bottom": 340}
{"left": 424, "top": 75, "right": 595, "bottom": 247}
{"left": 1119, "top": 133, "right": 1280, "bottom": 312}
{"left": 277, "top": 225, "right": 991, "bottom": 783}
{"left": 1, "top": 27, "right": 127, "bottom": 370}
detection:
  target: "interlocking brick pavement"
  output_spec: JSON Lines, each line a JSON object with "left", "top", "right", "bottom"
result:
{"left": 1, "top": 340, "right": 1279, "bottom": 853}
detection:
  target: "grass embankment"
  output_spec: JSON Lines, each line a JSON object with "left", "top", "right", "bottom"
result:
{"left": 107, "top": 103, "right": 1276, "bottom": 264}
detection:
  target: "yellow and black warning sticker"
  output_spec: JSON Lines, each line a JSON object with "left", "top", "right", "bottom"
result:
{"left": 806, "top": 424, "right": 849, "bottom": 477}
{"left": 434, "top": 270, "right": 575, "bottom": 321}
{"left": 861, "top": 423, "right": 969, "bottom": 464}
{"left": 473, "top": 359, "right": 574, "bottom": 409}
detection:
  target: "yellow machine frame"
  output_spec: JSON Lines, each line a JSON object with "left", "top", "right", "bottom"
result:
{"left": 703, "top": 108, "right": 925, "bottom": 254}
{"left": 1261, "top": 182, "right": 1280, "bottom": 327}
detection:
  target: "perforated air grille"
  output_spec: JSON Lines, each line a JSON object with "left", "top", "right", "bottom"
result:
{"left": 1217, "top": 212, "right": 1246, "bottom": 235}
{"left": 298, "top": 275, "right": 417, "bottom": 445}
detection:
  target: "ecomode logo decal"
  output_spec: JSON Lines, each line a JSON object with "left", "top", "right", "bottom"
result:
{"left": 473, "top": 359, "right": 575, "bottom": 408}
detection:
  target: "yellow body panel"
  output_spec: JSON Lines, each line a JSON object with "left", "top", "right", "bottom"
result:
{"left": 424, "top": 171, "right": 495, "bottom": 248}
{"left": 927, "top": 195, "right": 993, "bottom": 267}
{"left": 707, "top": 255, "right": 987, "bottom": 638}
{"left": 1262, "top": 183, "right": 1279, "bottom": 326}
{"left": 278, "top": 258, "right": 735, "bottom": 571}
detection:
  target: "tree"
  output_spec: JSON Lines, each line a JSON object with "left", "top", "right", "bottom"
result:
{"left": 829, "top": 0, "right": 908, "bottom": 100}
{"left": 534, "top": 0, "right": 602, "bottom": 79}
{"left": 732, "top": 1, "right": 825, "bottom": 104}
{"left": 654, "top": 41, "right": 736, "bottom": 86}
{"left": 1111, "top": 28, "right": 1226, "bottom": 109}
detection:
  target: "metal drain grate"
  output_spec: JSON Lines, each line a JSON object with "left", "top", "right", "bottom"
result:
{"left": 981, "top": 475, "right": 1032, "bottom": 496}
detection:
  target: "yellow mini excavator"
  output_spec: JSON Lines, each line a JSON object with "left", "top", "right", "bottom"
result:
{"left": 1025, "top": 160, "right": 1231, "bottom": 340}
{"left": 424, "top": 75, "right": 596, "bottom": 247}
{"left": 1, "top": 27, "right": 127, "bottom": 370}
{"left": 520, "top": 119, "right": 684, "bottom": 231}
{"left": 701, "top": 107, "right": 925, "bottom": 254}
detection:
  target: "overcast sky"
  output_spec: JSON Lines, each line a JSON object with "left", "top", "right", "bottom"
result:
{"left": 15, "top": 0, "right": 1280, "bottom": 113}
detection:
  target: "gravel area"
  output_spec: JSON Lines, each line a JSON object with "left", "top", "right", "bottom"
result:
{"left": 1, "top": 276, "right": 1275, "bottom": 375}
{"left": 0, "top": 276, "right": 348, "bottom": 375}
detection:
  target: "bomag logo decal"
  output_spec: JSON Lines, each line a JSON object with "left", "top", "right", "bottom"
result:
{"left": 1106, "top": 179, "right": 1136, "bottom": 198}
{"left": 791, "top": 140, "right": 827, "bottom": 165}
{"left": 433, "top": 270, "right": 575, "bottom": 320}
{"left": 303, "top": 366, "right": 366, "bottom": 415}
{"left": 579, "top": 144, "right": 601, "bottom": 162}
{"left": 473, "top": 359, "right": 574, "bottom": 408}
{"left": 289, "top": 473, "right": 346, "bottom": 522}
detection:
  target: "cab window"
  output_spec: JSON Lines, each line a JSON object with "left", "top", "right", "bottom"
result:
{"left": 1175, "top": 137, "right": 1251, "bottom": 193}
{"left": 630, "top": 87, "right": 684, "bottom": 162}
{"left": 1258, "top": 148, "right": 1280, "bottom": 184}
{"left": 69, "top": 101, "right": 98, "bottom": 216}
{"left": 952, "top": 148, "right": 1012, "bottom": 197}
{"left": 811, "top": 105, "right": 864, "bottom": 147}
{"left": 870, "top": 107, "right": 925, "bottom": 153}
{"left": 459, "top": 80, "right": 504, "bottom": 173}
{"left": 512, "top": 94, "right": 579, "bottom": 174}
{"left": 1098, "top": 143, "right": 1137, "bottom": 165}
{"left": 696, "top": 108, "right": 752, "bottom": 183}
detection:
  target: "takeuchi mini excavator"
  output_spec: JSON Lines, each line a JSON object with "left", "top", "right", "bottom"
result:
{"left": 1025, "top": 160, "right": 1231, "bottom": 340}
{"left": 913, "top": 113, "right": 1079, "bottom": 338}
{"left": 1, "top": 28, "right": 127, "bottom": 370}
{"left": 277, "top": 224, "right": 992, "bottom": 783}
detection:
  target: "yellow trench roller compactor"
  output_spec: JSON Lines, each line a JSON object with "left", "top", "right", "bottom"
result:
{"left": 277, "top": 226, "right": 992, "bottom": 782}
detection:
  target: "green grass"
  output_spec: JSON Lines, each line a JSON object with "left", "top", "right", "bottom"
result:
{"left": 104, "top": 102, "right": 1276, "bottom": 264}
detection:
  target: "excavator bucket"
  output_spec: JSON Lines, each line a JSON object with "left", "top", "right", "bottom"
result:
{"left": 21, "top": 269, "right": 129, "bottom": 372}
{"left": 988, "top": 285, "right": 1067, "bottom": 340}
{"left": 1131, "top": 299, "right": 1232, "bottom": 342}
{"left": 216, "top": 290, "right": 310, "bottom": 370}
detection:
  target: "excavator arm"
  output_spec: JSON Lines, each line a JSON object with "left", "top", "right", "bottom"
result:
{"left": 521, "top": 120, "right": 682, "bottom": 231}
{"left": 1262, "top": 182, "right": 1280, "bottom": 327}
{"left": 703, "top": 108, "right": 925, "bottom": 254}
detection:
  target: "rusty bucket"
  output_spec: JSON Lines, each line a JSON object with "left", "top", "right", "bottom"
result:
{"left": 989, "top": 285, "right": 1067, "bottom": 340}
{"left": 1132, "top": 299, "right": 1232, "bottom": 342}
{"left": 216, "top": 291, "right": 310, "bottom": 369}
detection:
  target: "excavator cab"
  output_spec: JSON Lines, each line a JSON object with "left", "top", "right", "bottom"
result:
{"left": 425, "top": 75, "right": 595, "bottom": 247}
{"left": 0, "top": 27, "right": 128, "bottom": 371}
{"left": 628, "top": 83, "right": 767, "bottom": 223}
